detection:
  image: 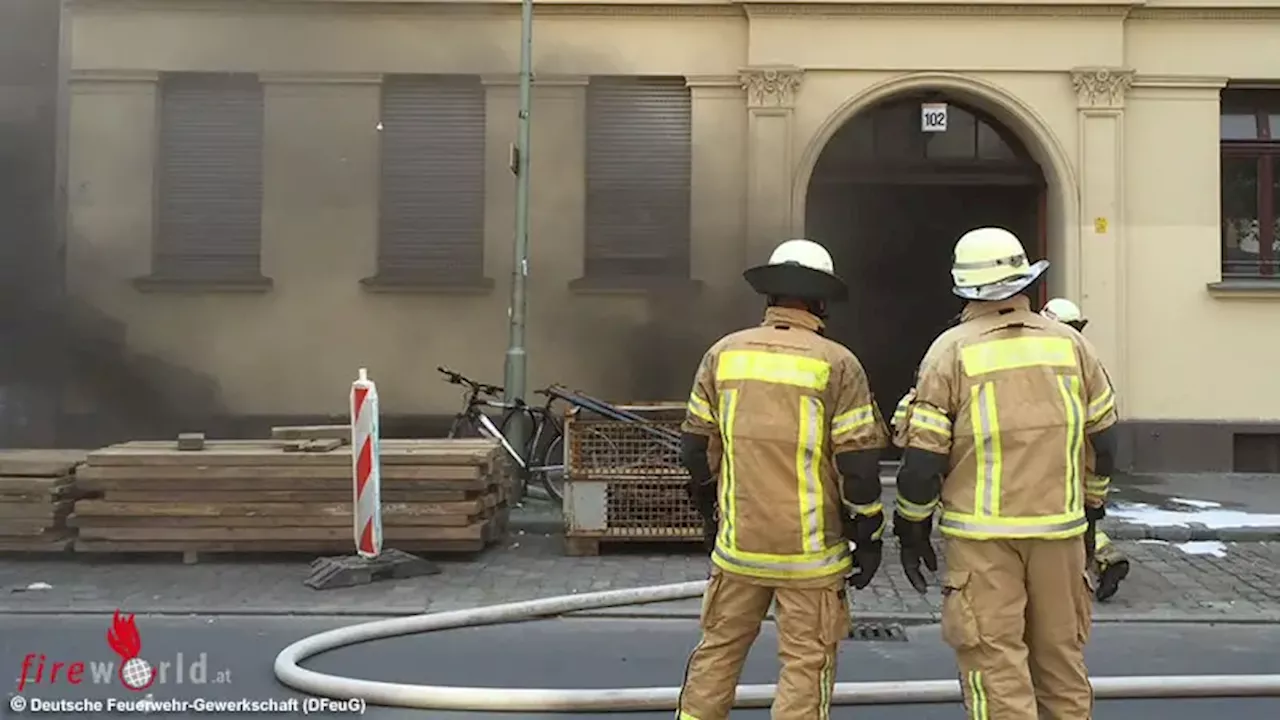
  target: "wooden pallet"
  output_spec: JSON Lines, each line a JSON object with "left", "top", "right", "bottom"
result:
{"left": 0, "top": 450, "right": 89, "bottom": 551}
{"left": 70, "top": 438, "right": 512, "bottom": 559}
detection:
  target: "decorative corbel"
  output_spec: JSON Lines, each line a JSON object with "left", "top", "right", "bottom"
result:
{"left": 739, "top": 66, "right": 804, "bottom": 110}
{"left": 1070, "top": 67, "right": 1135, "bottom": 109}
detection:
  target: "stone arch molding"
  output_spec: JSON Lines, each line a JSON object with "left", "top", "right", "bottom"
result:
{"left": 790, "top": 71, "right": 1080, "bottom": 243}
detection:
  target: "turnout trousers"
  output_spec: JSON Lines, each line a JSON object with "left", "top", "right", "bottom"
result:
{"left": 941, "top": 537, "right": 1095, "bottom": 720}
{"left": 676, "top": 569, "right": 849, "bottom": 720}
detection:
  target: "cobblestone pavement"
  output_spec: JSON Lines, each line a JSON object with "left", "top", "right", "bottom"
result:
{"left": 0, "top": 533, "right": 1278, "bottom": 621}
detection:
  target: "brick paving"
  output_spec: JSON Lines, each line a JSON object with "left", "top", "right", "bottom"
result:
{"left": 0, "top": 531, "right": 1277, "bottom": 622}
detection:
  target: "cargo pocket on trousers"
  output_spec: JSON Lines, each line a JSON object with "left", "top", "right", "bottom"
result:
{"left": 1075, "top": 571, "right": 1095, "bottom": 645}
{"left": 820, "top": 586, "right": 852, "bottom": 644}
{"left": 940, "top": 570, "right": 981, "bottom": 651}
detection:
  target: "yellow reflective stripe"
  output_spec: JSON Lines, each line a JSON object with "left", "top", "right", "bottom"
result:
{"left": 968, "top": 670, "right": 989, "bottom": 720}
{"left": 896, "top": 496, "right": 937, "bottom": 521}
{"left": 960, "top": 336, "right": 1078, "bottom": 377}
{"left": 845, "top": 500, "right": 883, "bottom": 517}
{"left": 797, "top": 396, "right": 826, "bottom": 554}
{"left": 1096, "top": 529, "right": 1112, "bottom": 549}
{"left": 868, "top": 512, "right": 886, "bottom": 541}
{"left": 909, "top": 406, "right": 952, "bottom": 438}
{"left": 687, "top": 392, "right": 714, "bottom": 423}
{"left": 1088, "top": 385, "right": 1115, "bottom": 425}
{"left": 832, "top": 404, "right": 875, "bottom": 439}
{"left": 717, "top": 389, "right": 740, "bottom": 550}
{"left": 1056, "top": 375, "right": 1084, "bottom": 513}
{"left": 715, "top": 350, "right": 831, "bottom": 390}
{"left": 678, "top": 714, "right": 701, "bottom": 720}
{"left": 711, "top": 542, "right": 852, "bottom": 581}
{"left": 1085, "top": 474, "right": 1111, "bottom": 492}
{"left": 969, "top": 381, "right": 1002, "bottom": 517}
{"left": 939, "top": 510, "right": 1088, "bottom": 539}
{"left": 819, "top": 648, "right": 834, "bottom": 720}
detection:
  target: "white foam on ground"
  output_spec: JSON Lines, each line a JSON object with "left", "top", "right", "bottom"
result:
{"left": 1175, "top": 541, "right": 1229, "bottom": 558}
{"left": 1109, "top": 501, "right": 1280, "bottom": 529}
{"left": 1169, "top": 497, "right": 1223, "bottom": 509}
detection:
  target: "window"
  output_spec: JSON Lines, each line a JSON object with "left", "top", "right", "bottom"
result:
{"left": 584, "top": 76, "right": 692, "bottom": 280}
{"left": 377, "top": 75, "right": 486, "bottom": 285}
{"left": 155, "top": 73, "right": 264, "bottom": 281}
{"left": 1220, "top": 89, "right": 1280, "bottom": 278}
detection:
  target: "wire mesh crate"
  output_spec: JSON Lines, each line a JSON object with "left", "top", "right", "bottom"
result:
{"left": 562, "top": 403, "right": 701, "bottom": 553}
{"left": 564, "top": 403, "right": 684, "bottom": 478}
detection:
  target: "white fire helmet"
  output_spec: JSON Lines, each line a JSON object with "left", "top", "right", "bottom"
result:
{"left": 743, "top": 238, "right": 848, "bottom": 302}
{"left": 950, "top": 227, "right": 1049, "bottom": 301}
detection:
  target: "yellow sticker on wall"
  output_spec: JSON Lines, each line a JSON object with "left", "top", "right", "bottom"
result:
{"left": 1094, "top": 217, "right": 1109, "bottom": 234}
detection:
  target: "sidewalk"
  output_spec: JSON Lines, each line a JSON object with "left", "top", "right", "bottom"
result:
{"left": 1, "top": 513, "right": 1278, "bottom": 623}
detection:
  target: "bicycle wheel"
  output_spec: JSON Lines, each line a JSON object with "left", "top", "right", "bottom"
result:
{"left": 536, "top": 423, "right": 566, "bottom": 504}
{"left": 498, "top": 409, "right": 532, "bottom": 502}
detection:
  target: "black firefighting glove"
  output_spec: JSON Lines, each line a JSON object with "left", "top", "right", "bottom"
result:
{"left": 893, "top": 511, "right": 938, "bottom": 594}
{"left": 1084, "top": 504, "right": 1105, "bottom": 564}
{"left": 685, "top": 477, "right": 718, "bottom": 553}
{"left": 843, "top": 512, "right": 885, "bottom": 590}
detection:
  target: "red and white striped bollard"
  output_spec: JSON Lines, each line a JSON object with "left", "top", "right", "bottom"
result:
{"left": 351, "top": 367, "right": 382, "bottom": 559}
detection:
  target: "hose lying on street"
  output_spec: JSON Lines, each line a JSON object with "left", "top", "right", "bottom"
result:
{"left": 274, "top": 580, "right": 1280, "bottom": 712}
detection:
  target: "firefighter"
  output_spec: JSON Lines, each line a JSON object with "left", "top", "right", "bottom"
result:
{"left": 893, "top": 227, "right": 1120, "bottom": 719}
{"left": 1041, "top": 297, "right": 1130, "bottom": 601}
{"left": 677, "top": 238, "right": 890, "bottom": 720}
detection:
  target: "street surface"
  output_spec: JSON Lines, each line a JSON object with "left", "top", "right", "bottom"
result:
{"left": 1, "top": 614, "right": 1277, "bottom": 718}
{"left": 2, "top": 534, "right": 1279, "bottom": 623}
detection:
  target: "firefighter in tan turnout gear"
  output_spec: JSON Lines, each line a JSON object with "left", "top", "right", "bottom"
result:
{"left": 893, "top": 227, "right": 1120, "bottom": 719}
{"left": 1041, "top": 297, "right": 1130, "bottom": 602}
{"left": 676, "top": 239, "right": 890, "bottom": 720}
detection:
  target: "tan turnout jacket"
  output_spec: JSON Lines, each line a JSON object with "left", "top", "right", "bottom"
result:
{"left": 683, "top": 306, "right": 888, "bottom": 584}
{"left": 898, "top": 295, "right": 1118, "bottom": 540}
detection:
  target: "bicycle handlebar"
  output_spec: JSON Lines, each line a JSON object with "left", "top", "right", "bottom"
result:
{"left": 437, "top": 366, "right": 504, "bottom": 397}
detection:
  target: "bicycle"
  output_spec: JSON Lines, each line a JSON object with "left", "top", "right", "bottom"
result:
{"left": 439, "top": 366, "right": 568, "bottom": 504}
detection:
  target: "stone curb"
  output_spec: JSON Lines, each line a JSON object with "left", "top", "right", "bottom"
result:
{"left": 1101, "top": 524, "right": 1280, "bottom": 542}
{"left": 511, "top": 516, "right": 1280, "bottom": 543}
{"left": 1, "top": 606, "right": 1277, "bottom": 624}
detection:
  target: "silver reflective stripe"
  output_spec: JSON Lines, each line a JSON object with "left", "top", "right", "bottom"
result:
{"left": 910, "top": 411, "right": 951, "bottom": 436}
{"left": 940, "top": 515, "right": 1088, "bottom": 536}
{"left": 969, "top": 381, "right": 1001, "bottom": 516}
{"left": 713, "top": 545, "right": 851, "bottom": 573}
{"left": 953, "top": 253, "right": 1026, "bottom": 270}
{"left": 718, "top": 389, "right": 738, "bottom": 550}
{"left": 800, "top": 396, "right": 824, "bottom": 554}
{"left": 1057, "top": 375, "right": 1084, "bottom": 513}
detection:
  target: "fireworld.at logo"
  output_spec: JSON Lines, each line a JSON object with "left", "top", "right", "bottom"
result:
{"left": 16, "top": 609, "right": 231, "bottom": 692}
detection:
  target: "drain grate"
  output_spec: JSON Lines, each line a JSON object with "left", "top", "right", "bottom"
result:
{"left": 847, "top": 622, "right": 908, "bottom": 642}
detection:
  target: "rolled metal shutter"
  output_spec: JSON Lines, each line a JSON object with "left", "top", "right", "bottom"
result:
{"left": 586, "top": 77, "right": 692, "bottom": 279}
{"left": 378, "top": 75, "right": 486, "bottom": 282}
{"left": 156, "top": 73, "right": 264, "bottom": 280}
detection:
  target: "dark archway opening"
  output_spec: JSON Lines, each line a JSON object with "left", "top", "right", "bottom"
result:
{"left": 805, "top": 93, "right": 1047, "bottom": 449}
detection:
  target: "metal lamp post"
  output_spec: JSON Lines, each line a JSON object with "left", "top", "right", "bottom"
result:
{"left": 502, "top": 0, "right": 535, "bottom": 458}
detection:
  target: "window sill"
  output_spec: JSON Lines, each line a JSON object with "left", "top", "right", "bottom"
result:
{"left": 132, "top": 275, "right": 274, "bottom": 294}
{"left": 360, "top": 275, "right": 495, "bottom": 295}
{"left": 568, "top": 276, "right": 704, "bottom": 295}
{"left": 1206, "top": 279, "right": 1280, "bottom": 299}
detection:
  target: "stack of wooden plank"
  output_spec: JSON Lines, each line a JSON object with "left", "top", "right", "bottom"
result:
{"left": 70, "top": 437, "right": 511, "bottom": 559}
{"left": 0, "top": 450, "right": 89, "bottom": 551}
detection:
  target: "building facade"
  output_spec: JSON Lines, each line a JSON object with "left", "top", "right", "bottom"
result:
{"left": 64, "top": 0, "right": 1280, "bottom": 471}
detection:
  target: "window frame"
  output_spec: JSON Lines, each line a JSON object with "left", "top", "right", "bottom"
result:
{"left": 146, "top": 72, "right": 268, "bottom": 289}
{"left": 1219, "top": 90, "right": 1280, "bottom": 279}
{"left": 582, "top": 75, "right": 693, "bottom": 284}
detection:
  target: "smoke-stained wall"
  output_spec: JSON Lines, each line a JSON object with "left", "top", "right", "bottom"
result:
{"left": 0, "top": 0, "right": 62, "bottom": 445}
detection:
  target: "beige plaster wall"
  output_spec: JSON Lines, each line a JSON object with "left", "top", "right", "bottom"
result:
{"left": 63, "top": 0, "right": 1280, "bottom": 425}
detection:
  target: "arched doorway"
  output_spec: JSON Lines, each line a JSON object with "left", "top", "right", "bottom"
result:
{"left": 805, "top": 92, "right": 1048, "bottom": 432}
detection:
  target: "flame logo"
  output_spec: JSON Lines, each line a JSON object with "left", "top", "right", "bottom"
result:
{"left": 107, "top": 610, "right": 142, "bottom": 660}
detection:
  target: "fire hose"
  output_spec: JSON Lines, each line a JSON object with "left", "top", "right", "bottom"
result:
{"left": 274, "top": 580, "right": 1280, "bottom": 712}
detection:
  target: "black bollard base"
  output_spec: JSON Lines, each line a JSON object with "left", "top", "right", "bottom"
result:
{"left": 304, "top": 548, "right": 440, "bottom": 591}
